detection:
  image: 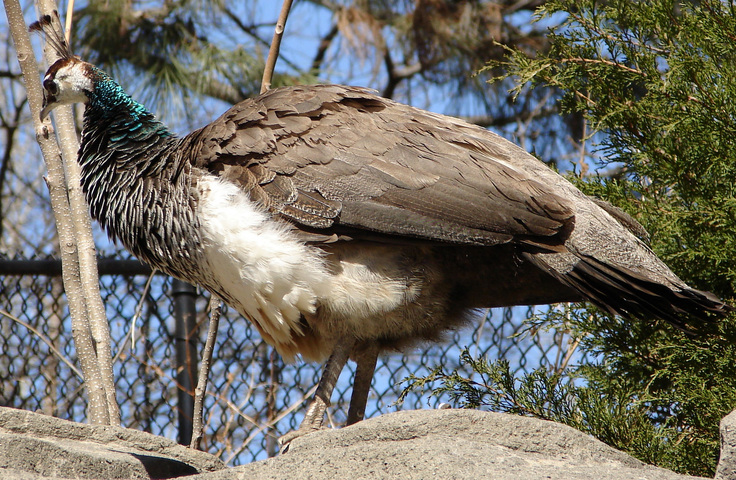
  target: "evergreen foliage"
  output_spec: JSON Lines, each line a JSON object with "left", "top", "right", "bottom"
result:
{"left": 405, "top": 0, "right": 736, "bottom": 476}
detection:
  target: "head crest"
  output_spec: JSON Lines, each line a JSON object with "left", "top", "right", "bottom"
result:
{"left": 29, "top": 11, "right": 73, "bottom": 60}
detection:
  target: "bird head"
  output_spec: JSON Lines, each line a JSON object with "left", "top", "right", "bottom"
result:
{"left": 30, "top": 11, "right": 92, "bottom": 120}
{"left": 40, "top": 57, "right": 94, "bottom": 120}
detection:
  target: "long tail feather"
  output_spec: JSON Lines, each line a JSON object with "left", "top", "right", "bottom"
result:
{"left": 525, "top": 252, "right": 732, "bottom": 335}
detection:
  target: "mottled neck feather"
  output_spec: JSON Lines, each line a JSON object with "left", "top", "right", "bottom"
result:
{"left": 77, "top": 66, "right": 202, "bottom": 278}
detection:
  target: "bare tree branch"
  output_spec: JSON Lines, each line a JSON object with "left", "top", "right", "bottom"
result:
{"left": 383, "top": 49, "right": 424, "bottom": 99}
{"left": 222, "top": 7, "right": 303, "bottom": 75}
{"left": 6, "top": 0, "right": 120, "bottom": 424}
{"left": 4, "top": 0, "right": 111, "bottom": 424}
{"left": 261, "top": 0, "right": 294, "bottom": 94}
{"left": 0, "top": 97, "right": 25, "bottom": 240}
{"left": 460, "top": 104, "right": 559, "bottom": 129}
{"left": 0, "top": 70, "right": 21, "bottom": 79}
{"left": 190, "top": 296, "right": 222, "bottom": 450}
{"left": 311, "top": 23, "right": 339, "bottom": 77}
{"left": 36, "top": 0, "right": 120, "bottom": 425}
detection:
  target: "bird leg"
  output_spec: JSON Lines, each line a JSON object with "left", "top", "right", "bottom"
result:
{"left": 346, "top": 342, "right": 379, "bottom": 426}
{"left": 279, "top": 337, "right": 354, "bottom": 448}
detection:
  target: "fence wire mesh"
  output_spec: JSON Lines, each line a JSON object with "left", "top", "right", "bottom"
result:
{"left": 0, "top": 255, "right": 585, "bottom": 465}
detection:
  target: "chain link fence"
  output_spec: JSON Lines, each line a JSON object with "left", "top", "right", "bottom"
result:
{"left": 0, "top": 254, "right": 585, "bottom": 465}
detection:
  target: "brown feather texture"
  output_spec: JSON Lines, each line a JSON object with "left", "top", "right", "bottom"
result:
{"left": 36, "top": 50, "right": 732, "bottom": 441}
{"left": 194, "top": 85, "right": 574, "bottom": 246}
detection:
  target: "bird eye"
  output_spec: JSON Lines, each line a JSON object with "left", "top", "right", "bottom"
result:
{"left": 43, "top": 78, "right": 59, "bottom": 95}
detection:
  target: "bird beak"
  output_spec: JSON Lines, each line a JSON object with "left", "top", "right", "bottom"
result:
{"left": 40, "top": 92, "right": 56, "bottom": 121}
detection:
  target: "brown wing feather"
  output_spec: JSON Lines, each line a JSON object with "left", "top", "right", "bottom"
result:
{"left": 189, "top": 84, "right": 574, "bottom": 247}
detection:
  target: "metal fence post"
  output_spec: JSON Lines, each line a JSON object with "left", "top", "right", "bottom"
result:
{"left": 172, "top": 278, "right": 198, "bottom": 445}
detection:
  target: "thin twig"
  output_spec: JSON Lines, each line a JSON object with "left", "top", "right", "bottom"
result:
{"left": 222, "top": 7, "right": 302, "bottom": 75}
{"left": 190, "top": 295, "right": 222, "bottom": 449}
{"left": 558, "top": 336, "right": 581, "bottom": 374}
{"left": 577, "top": 117, "right": 589, "bottom": 176}
{"left": 64, "top": 0, "right": 74, "bottom": 43}
{"left": 561, "top": 57, "right": 646, "bottom": 76}
{"left": 128, "top": 270, "right": 157, "bottom": 354}
{"left": 260, "top": 0, "right": 294, "bottom": 94}
{"left": 107, "top": 270, "right": 158, "bottom": 365}
{"left": 0, "top": 309, "right": 82, "bottom": 378}
{"left": 224, "top": 384, "right": 319, "bottom": 464}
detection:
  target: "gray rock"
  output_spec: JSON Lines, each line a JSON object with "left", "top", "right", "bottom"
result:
{"left": 2, "top": 406, "right": 727, "bottom": 480}
{"left": 717, "top": 409, "right": 736, "bottom": 479}
{"left": 0, "top": 406, "right": 225, "bottom": 479}
{"left": 189, "top": 409, "right": 707, "bottom": 480}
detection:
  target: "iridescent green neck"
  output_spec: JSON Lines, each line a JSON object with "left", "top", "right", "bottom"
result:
{"left": 78, "top": 66, "right": 180, "bottom": 192}
{"left": 85, "top": 66, "right": 172, "bottom": 140}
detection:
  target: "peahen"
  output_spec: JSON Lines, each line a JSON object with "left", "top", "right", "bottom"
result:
{"left": 33, "top": 14, "right": 731, "bottom": 444}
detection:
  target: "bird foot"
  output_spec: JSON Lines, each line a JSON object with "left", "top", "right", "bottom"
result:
{"left": 278, "top": 425, "right": 323, "bottom": 453}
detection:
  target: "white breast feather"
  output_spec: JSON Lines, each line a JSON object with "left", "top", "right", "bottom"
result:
{"left": 196, "top": 176, "right": 425, "bottom": 359}
{"left": 197, "top": 176, "right": 330, "bottom": 348}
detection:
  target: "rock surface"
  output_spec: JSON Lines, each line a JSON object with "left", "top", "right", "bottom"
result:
{"left": 189, "top": 409, "right": 706, "bottom": 480}
{"left": 0, "top": 407, "right": 224, "bottom": 479}
{"left": 0, "top": 405, "right": 726, "bottom": 480}
{"left": 717, "top": 409, "right": 736, "bottom": 479}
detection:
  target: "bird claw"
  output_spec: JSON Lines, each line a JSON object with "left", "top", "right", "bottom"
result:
{"left": 278, "top": 425, "right": 323, "bottom": 453}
